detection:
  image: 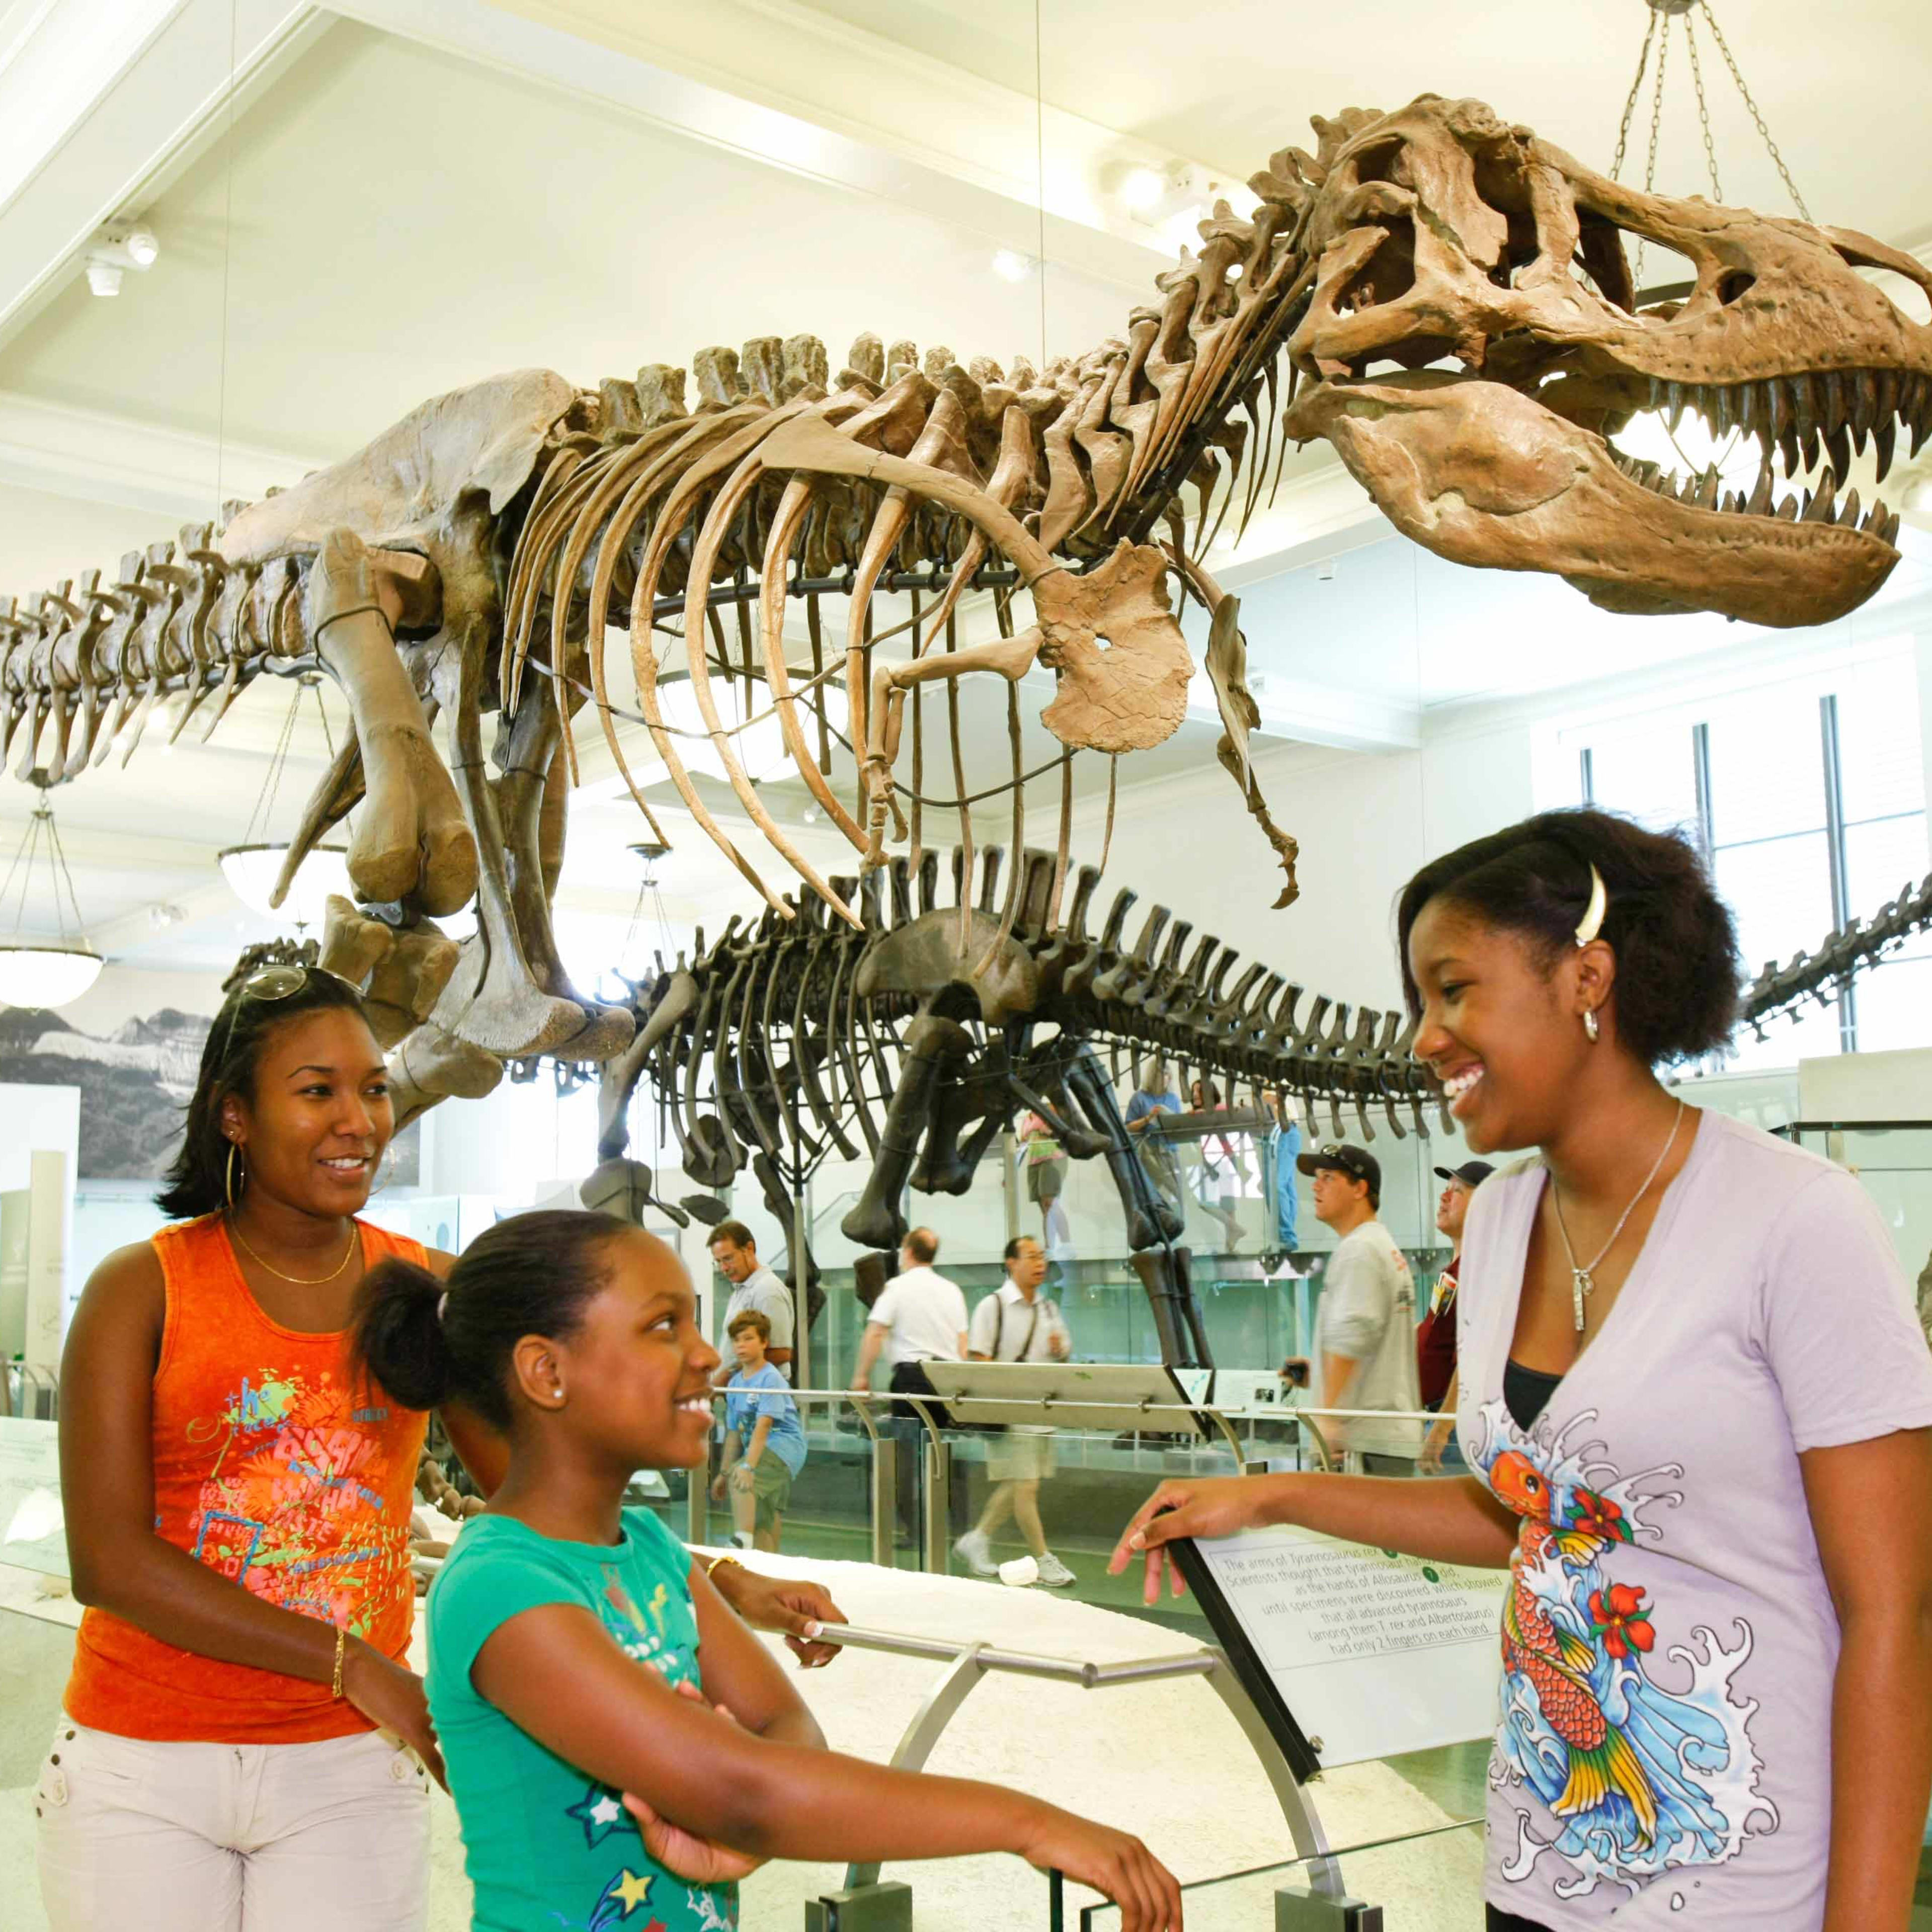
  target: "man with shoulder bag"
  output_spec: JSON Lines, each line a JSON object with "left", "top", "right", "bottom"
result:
{"left": 953, "top": 1237, "right": 1078, "bottom": 1587}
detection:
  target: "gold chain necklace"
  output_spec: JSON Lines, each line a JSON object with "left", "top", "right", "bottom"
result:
{"left": 227, "top": 1214, "right": 360, "bottom": 1286}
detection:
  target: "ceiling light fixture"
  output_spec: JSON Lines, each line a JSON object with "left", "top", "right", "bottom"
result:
{"left": 217, "top": 673, "right": 354, "bottom": 930}
{"left": 83, "top": 225, "right": 159, "bottom": 300}
{"left": 1103, "top": 158, "right": 1220, "bottom": 230}
{"left": 991, "top": 249, "right": 1034, "bottom": 283}
{"left": 598, "top": 840, "right": 675, "bottom": 1006}
{"left": 0, "top": 774, "right": 103, "bottom": 1010}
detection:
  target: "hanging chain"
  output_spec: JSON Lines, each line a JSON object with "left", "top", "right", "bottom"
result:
{"left": 0, "top": 781, "right": 91, "bottom": 946}
{"left": 1631, "top": 11, "right": 1672, "bottom": 286}
{"left": 1700, "top": 1, "right": 1811, "bottom": 220}
{"left": 1, "top": 806, "right": 46, "bottom": 937}
{"left": 1611, "top": 2, "right": 1661, "bottom": 184}
{"left": 44, "top": 800, "right": 90, "bottom": 944}
{"left": 1683, "top": 8, "right": 1722, "bottom": 202}
{"left": 242, "top": 676, "right": 306, "bottom": 846}
{"left": 1613, "top": 0, "right": 1812, "bottom": 272}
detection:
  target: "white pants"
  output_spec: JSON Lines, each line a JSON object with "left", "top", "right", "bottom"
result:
{"left": 35, "top": 1714, "right": 430, "bottom": 1932}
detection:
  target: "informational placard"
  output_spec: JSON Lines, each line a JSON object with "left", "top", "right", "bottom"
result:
{"left": 1177, "top": 1525, "right": 1507, "bottom": 1770}
{"left": 0, "top": 1416, "right": 67, "bottom": 1578}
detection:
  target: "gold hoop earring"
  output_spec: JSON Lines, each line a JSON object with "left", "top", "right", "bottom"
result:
{"left": 225, "top": 1142, "right": 244, "bottom": 1209}
{"left": 1583, "top": 1008, "right": 1600, "bottom": 1043}
{"left": 368, "top": 1142, "right": 397, "bottom": 1198}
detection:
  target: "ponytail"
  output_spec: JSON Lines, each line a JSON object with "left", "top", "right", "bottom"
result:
{"left": 354, "top": 1257, "right": 457, "bottom": 1413}
{"left": 351, "top": 1208, "right": 633, "bottom": 1430}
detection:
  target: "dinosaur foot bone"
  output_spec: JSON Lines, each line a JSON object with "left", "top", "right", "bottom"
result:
{"left": 386, "top": 1019, "right": 505, "bottom": 1131}
{"left": 319, "top": 896, "right": 460, "bottom": 1050}
{"left": 430, "top": 926, "right": 596, "bottom": 1061}
{"left": 306, "top": 528, "right": 477, "bottom": 914}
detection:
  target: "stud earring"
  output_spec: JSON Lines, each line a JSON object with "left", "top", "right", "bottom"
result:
{"left": 1583, "top": 1008, "right": 1600, "bottom": 1043}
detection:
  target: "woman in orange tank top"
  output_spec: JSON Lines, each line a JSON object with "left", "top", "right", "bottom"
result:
{"left": 37, "top": 958, "right": 504, "bottom": 1932}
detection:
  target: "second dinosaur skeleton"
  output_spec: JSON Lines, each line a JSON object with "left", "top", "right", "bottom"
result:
{"left": 3, "top": 94, "right": 1928, "bottom": 1121}
{"left": 582, "top": 840, "right": 1435, "bottom": 1369}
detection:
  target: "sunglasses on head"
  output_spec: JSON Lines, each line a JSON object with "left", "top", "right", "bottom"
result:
{"left": 217, "top": 962, "right": 362, "bottom": 1060}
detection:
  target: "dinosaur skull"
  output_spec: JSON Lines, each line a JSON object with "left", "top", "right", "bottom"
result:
{"left": 1280, "top": 96, "right": 1932, "bottom": 626}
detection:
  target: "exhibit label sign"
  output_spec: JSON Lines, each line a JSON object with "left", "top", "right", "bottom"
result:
{"left": 1184, "top": 1525, "right": 1507, "bottom": 1769}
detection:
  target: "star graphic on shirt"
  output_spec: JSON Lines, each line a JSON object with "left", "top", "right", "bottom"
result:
{"left": 594, "top": 1868, "right": 656, "bottom": 1919}
{"left": 567, "top": 1783, "right": 635, "bottom": 1848}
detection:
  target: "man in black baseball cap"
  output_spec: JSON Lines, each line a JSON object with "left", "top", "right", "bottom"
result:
{"left": 1295, "top": 1141, "right": 1381, "bottom": 1201}
{"left": 1292, "top": 1142, "right": 1418, "bottom": 1471}
{"left": 1418, "top": 1159, "right": 1496, "bottom": 1473}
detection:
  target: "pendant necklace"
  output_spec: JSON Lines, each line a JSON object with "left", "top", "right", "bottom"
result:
{"left": 1550, "top": 1098, "right": 1684, "bottom": 1333}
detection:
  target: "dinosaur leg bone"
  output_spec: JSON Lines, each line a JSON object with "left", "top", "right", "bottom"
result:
{"left": 306, "top": 529, "right": 476, "bottom": 915}
{"left": 490, "top": 681, "right": 634, "bottom": 1060}
{"left": 838, "top": 992, "right": 975, "bottom": 1251}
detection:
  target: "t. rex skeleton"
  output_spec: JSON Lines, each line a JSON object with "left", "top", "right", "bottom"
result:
{"left": 3, "top": 94, "right": 1927, "bottom": 1128}
{"left": 583, "top": 840, "right": 1437, "bottom": 1369}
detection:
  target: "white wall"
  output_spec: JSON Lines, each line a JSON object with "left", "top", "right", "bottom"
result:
{"left": 1084, "top": 708, "right": 1538, "bottom": 1020}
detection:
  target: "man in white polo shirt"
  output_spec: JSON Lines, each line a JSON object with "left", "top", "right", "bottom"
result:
{"left": 850, "top": 1228, "right": 968, "bottom": 1551}
{"left": 954, "top": 1235, "right": 1077, "bottom": 1587}
{"left": 850, "top": 1226, "right": 968, "bottom": 1401}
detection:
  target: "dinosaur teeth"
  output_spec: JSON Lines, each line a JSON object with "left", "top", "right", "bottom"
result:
{"left": 1873, "top": 418, "right": 1896, "bottom": 484}
{"left": 1746, "top": 465, "right": 1774, "bottom": 517}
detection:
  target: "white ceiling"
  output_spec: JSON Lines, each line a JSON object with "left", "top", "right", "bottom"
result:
{"left": 807, "top": 0, "right": 1932, "bottom": 254}
{"left": 0, "top": 0, "right": 1927, "bottom": 978}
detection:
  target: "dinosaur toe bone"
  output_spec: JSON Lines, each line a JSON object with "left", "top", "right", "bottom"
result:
{"left": 1285, "top": 370, "right": 1899, "bottom": 627}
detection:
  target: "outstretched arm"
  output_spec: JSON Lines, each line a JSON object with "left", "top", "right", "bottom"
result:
{"left": 471, "top": 1577, "right": 1182, "bottom": 1929}
{"left": 1107, "top": 1470, "right": 1518, "bottom": 1604}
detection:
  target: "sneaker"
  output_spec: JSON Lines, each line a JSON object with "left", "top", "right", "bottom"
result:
{"left": 954, "top": 1528, "right": 999, "bottom": 1577}
{"left": 1035, "top": 1551, "right": 1077, "bottom": 1588}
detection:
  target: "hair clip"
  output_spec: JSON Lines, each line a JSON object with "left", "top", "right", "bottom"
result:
{"left": 1575, "top": 864, "right": 1608, "bottom": 947}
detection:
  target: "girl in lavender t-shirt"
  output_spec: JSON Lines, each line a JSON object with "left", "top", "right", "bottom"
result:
{"left": 1110, "top": 808, "right": 1932, "bottom": 1932}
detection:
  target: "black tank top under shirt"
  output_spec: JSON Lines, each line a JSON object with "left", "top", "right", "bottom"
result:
{"left": 1503, "top": 1357, "right": 1563, "bottom": 1432}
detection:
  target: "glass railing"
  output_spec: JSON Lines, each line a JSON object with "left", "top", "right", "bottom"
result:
{"left": 1075, "top": 1818, "right": 1488, "bottom": 1929}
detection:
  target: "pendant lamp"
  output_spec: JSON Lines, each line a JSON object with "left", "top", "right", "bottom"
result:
{"left": 0, "top": 775, "right": 102, "bottom": 1009}
{"left": 217, "top": 672, "right": 353, "bottom": 930}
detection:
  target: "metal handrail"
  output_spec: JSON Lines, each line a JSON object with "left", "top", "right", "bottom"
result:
{"left": 811, "top": 1620, "right": 1335, "bottom": 1900}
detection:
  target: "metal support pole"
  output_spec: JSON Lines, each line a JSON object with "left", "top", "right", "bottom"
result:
{"left": 791, "top": 1181, "right": 813, "bottom": 1390}
{"left": 844, "top": 1645, "right": 989, "bottom": 1890}
{"left": 1202, "top": 1656, "right": 1341, "bottom": 1896}
{"left": 869, "top": 1433, "right": 898, "bottom": 1569}
{"left": 922, "top": 1434, "right": 952, "bottom": 1576}
{"left": 687, "top": 1436, "right": 709, "bottom": 1546}
{"left": 898, "top": 1396, "right": 952, "bottom": 1575}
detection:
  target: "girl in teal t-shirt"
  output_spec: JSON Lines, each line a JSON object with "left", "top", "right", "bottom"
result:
{"left": 351, "top": 1209, "right": 1180, "bottom": 1932}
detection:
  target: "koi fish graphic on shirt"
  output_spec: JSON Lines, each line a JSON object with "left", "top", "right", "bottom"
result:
{"left": 1473, "top": 1402, "right": 1777, "bottom": 1898}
